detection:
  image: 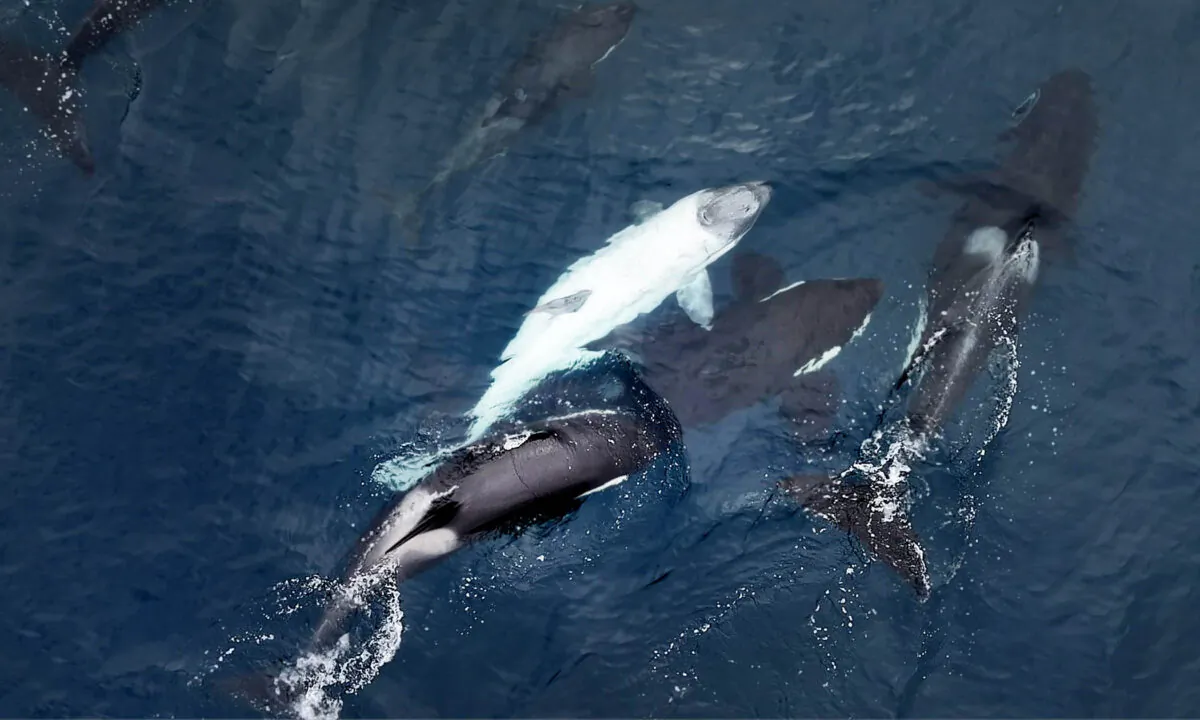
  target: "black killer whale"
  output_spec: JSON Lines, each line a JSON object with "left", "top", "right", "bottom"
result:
{"left": 0, "top": 0, "right": 171, "bottom": 174}
{"left": 780, "top": 68, "right": 1100, "bottom": 598}
{"left": 593, "top": 251, "right": 883, "bottom": 434}
{"left": 312, "top": 369, "right": 679, "bottom": 652}
{"left": 386, "top": 1, "right": 637, "bottom": 243}
{"left": 227, "top": 368, "right": 680, "bottom": 711}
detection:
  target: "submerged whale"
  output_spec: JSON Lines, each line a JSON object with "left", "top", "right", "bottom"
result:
{"left": 388, "top": 1, "right": 637, "bottom": 243}
{"left": 464, "top": 181, "right": 772, "bottom": 443}
{"left": 781, "top": 68, "right": 1099, "bottom": 598}
{"left": 0, "top": 0, "right": 170, "bottom": 174}
{"left": 597, "top": 251, "right": 883, "bottom": 432}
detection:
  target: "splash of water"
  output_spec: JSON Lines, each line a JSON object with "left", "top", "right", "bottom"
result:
{"left": 275, "top": 567, "right": 406, "bottom": 720}
{"left": 978, "top": 332, "right": 1021, "bottom": 456}
{"left": 195, "top": 567, "right": 406, "bottom": 720}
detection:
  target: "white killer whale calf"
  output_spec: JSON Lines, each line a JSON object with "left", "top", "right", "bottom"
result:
{"left": 310, "top": 402, "right": 680, "bottom": 653}
{"left": 595, "top": 251, "right": 884, "bottom": 433}
{"left": 0, "top": 0, "right": 171, "bottom": 174}
{"left": 388, "top": 1, "right": 637, "bottom": 243}
{"left": 781, "top": 68, "right": 1099, "bottom": 598}
{"left": 464, "top": 181, "right": 772, "bottom": 443}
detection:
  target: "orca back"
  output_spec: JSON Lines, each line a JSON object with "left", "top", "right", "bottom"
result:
{"left": 444, "top": 409, "right": 671, "bottom": 538}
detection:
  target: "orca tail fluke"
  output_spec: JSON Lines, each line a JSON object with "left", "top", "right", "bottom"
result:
{"left": 781, "top": 473, "right": 932, "bottom": 600}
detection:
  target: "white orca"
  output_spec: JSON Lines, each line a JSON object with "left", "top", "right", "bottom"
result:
{"left": 464, "top": 181, "right": 772, "bottom": 442}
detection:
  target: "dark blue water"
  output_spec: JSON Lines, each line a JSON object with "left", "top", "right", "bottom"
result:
{"left": 2, "top": 0, "right": 1200, "bottom": 716}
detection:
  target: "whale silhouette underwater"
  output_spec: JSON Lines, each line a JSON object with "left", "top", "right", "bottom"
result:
{"left": 383, "top": 0, "right": 638, "bottom": 245}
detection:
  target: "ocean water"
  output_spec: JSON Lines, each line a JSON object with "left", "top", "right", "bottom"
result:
{"left": 1, "top": 0, "right": 1199, "bottom": 716}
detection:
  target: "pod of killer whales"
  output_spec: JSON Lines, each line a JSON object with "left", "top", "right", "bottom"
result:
{"left": 0, "top": 0, "right": 1101, "bottom": 710}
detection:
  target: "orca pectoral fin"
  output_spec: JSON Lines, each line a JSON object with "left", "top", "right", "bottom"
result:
{"left": 676, "top": 271, "right": 715, "bottom": 330}
{"left": 780, "top": 475, "right": 931, "bottom": 599}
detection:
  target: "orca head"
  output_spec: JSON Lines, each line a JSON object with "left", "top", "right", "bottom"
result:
{"left": 1013, "top": 69, "right": 1095, "bottom": 132}
{"left": 581, "top": 1, "right": 637, "bottom": 27}
{"left": 999, "top": 68, "right": 1097, "bottom": 225}
{"left": 569, "top": 1, "right": 637, "bottom": 63}
{"left": 692, "top": 181, "right": 772, "bottom": 259}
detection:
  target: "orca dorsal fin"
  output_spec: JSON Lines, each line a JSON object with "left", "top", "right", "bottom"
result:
{"left": 732, "top": 252, "right": 786, "bottom": 300}
{"left": 385, "top": 495, "right": 461, "bottom": 554}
